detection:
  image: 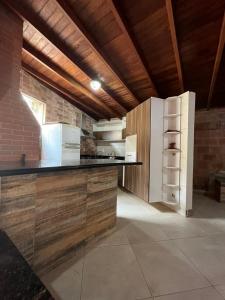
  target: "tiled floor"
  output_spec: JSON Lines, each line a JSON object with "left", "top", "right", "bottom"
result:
{"left": 41, "top": 189, "right": 225, "bottom": 300}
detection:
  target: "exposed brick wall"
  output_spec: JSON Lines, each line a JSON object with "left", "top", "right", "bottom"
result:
{"left": 80, "top": 138, "right": 97, "bottom": 155}
{"left": 20, "top": 71, "right": 83, "bottom": 127}
{"left": 20, "top": 71, "right": 96, "bottom": 155}
{"left": 0, "top": 4, "right": 40, "bottom": 161}
{"left": 194, "top": 108, "right": 225, "bottom": 190}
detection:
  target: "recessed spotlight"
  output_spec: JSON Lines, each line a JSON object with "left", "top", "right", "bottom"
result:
{"left": 90, "top": 80, "right": 101, "bottom": 91}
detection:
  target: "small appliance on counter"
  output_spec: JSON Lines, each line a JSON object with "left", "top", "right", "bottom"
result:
{"left": 41, "top": 123, "right": 80, "bottom": 161}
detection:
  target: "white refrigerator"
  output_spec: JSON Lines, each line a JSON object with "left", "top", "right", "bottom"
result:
{"left": 41, "top": 123, "right": 80, "bottom": 161}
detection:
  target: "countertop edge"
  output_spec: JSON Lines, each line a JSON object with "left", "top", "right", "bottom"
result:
{"left": 0, "top": 161, "right": 142, "bottom": 176}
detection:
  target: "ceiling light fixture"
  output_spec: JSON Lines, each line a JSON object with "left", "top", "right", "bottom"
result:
{"left": 90, "top": 80, "right": 101, "bottom": 91}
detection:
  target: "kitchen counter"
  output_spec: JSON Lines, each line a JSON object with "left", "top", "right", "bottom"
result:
{"left": 0, "top": 159, "right": 141, "bottom": 176}
{"left": 0, "top": 160, "right": 142, "bottom": 275}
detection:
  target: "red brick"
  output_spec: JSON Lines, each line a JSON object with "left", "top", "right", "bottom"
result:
{"left": 0, "top": 3, "right": 40, "bottom": 162}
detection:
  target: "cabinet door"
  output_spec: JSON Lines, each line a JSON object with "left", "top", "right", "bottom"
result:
{"left": 124, "top": 100, "right": 150, "bottom": 202}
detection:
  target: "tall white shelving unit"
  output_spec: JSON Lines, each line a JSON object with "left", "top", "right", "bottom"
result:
{"left": 162, "top": 96, "right": 181, "bottom": 205}
{"left": 149, "top": 91, "right": 195, "bottom": 216}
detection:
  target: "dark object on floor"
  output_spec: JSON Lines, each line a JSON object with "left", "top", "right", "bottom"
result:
{"left": 0, "top": 230, "right": 54, "bottom": 300}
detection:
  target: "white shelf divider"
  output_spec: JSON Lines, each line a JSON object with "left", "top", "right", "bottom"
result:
{"left": 164, "top": 166, "right": 180, "bottom": 170}
{"left": 164, "top": 114, "right": 181, "bottom": 118}
{"left": 164, "top": 131, "right": 181, "bottom": 135}
{"left": 164, "top": 148, "right": 181, "bottom": 153}
{"left": 164, "top": 184, "right": 180, "bottom": 188}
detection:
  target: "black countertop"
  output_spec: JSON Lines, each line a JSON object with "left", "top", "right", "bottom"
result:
{"left": 0, "top": 159, "right": 142, "bottom": 176}
{"left": 0, "top": 230, "right": 53, "bottom": 300}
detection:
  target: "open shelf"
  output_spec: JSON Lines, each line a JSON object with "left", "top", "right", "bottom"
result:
{"left": 164, "top": 131, "right": 180, "bottom": 135}
{"left": 163, "top": 184, "right": 180, "bottom": 188}
{"left": 164, "top": 114, "right": 181, "bottom": 118}
{"left": 164, "top": 148, "right": 180, "bottom": 153}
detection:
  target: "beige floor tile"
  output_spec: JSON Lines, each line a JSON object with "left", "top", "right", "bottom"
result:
{"left": 173, "top": 234, "right": 225, "bottom": 285}
{"left": 151, "top": 215, "right": 207, "bottom": 239}
{"left": 41, "top": 254, "right": 84, "bottom": 300}
{"left": 154, "top": 287, "right": 224, "bottom": 300}
{"left": 85, "top": 226, "right": 129, "bottom": 248}
{"left": 81, "top": 244, "right": 151, "bottom": 300}
{"left": 40, "top": 191, "right": 225, "bottom": 299}
{"left": 124, "top": 219, "right": 169, "bottom": 244}
{"left": 132, "top": 240, "right": 210, "bottom": 296}
{"left": 215, "top": 285, "right": 225, "bottom": 299}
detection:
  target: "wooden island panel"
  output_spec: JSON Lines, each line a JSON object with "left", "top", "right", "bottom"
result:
{"left": 86, "top": 167, "right": 118, "bottom": 239}
{"left": 34, "top": 170, "right": 87, "bottom": 272}
{"left": 0, "top": 167, "right": 118, "bottom": 273}
{"left": 0, "top": 174, "right": 36, "bottom": 264}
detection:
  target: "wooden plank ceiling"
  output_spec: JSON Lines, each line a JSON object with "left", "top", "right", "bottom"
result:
{"left": 3, "top": 0, "right": 225, "bottom": 119}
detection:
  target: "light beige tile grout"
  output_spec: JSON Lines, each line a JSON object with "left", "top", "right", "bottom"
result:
{"left": 129, "top": 242, "right": 154, "bottom": 298}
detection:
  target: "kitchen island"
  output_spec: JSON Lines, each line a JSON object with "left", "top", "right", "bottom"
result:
{"left": 0, "top": 159, "right": 141, "bottom": 274}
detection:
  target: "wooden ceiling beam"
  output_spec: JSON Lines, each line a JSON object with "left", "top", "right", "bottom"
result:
{"left": 55, "top": 0, "right": 140, "bottom": 106}
{"left": 108, "top": 0, "right": 158, "bottom": 97}
{"left": 22, "top": 63, "right": 105, "bottom": 120}
{"left": 165, "top": 0, "right": 184, "bottom": 93}
{"left": 22, "top": 40, "right": 124, "bottom": 117}
{"left": 207, "top": 11, "right": 225, "bottom": 109}
{"left": 3, "top": 0, "right": 125, "bottom": 117}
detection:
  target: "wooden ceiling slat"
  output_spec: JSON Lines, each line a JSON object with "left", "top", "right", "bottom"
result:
{"left": 207, "top": 11, "right": 225, "bottom": 108}
{"left": 119, "top": 0, "right": 180, "bottom": 98}
{"left": 54, "top": 0, "right": 140, "bottom": 106}
{"left": 22, "top": 63, "right": 103, "bottom": 120}
{"left": 165, "top": 0, "right": 184, "bottom": 93}
{"left": 108, "top": 0, "right": 158, "bottom": 97}
{"left": 3, "top": 0, "right": 122, "bottom": 118}
{"left": 23, "top": 40, "right": 126, "bottom": 117}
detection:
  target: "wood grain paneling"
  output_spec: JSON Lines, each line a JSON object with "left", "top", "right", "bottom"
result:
{"left": 87, "top": 167, "right": 118, "bottom": 193}
{"left": 34, "top": 170, "right": 87, "bottom": 272}
{"left": 3, "top": 0, "right": 225, "bottom": 113}
{"left": 0, "top": 175, "right": 36, "bottom": 263}
{"left": 119, "top": 0, "right": 180, "bottom": 98}
{"left": 125, "top": 99, "right": 150, "bottom": 202}
{"left": 86, "top": 167, "right": 117, "bottom": 239}
{"left": 174, "top": 0, "right": 225, "bottom": 108}
{"left": 0, "top": 167, "right": 118, "bottom": 273}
